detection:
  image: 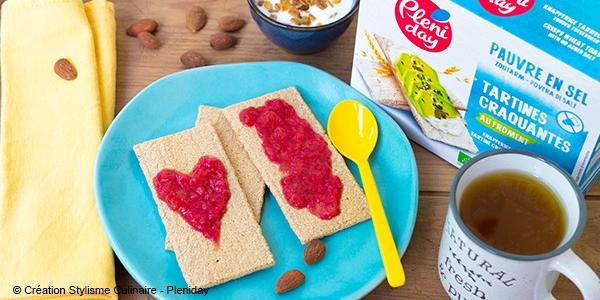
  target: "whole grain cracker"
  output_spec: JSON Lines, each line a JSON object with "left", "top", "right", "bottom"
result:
{"left": 223, "top": 87, "right": 370, "bottom": 244}
{"left": 196, "top": 106, "right": 265, "bottom": 220}
{"left": 134, "top": 124, "right": 274, "bottom": 288}
{"left": 164, "top": 106, "right": 266, "bottom": 251}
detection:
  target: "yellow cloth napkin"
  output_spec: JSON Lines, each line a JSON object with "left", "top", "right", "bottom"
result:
{"left": 0, "top": 0, "right": 117, "bottom": 298}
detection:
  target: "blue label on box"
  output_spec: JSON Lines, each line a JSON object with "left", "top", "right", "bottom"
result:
{"left": 452, "top": 0, "right": 600, "bottom": 82}
{"left": 465, "top": 69, "right": 588, "bottom": 172}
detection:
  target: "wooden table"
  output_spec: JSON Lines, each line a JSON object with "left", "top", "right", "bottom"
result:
{"left": 114, "top": 1, "right": 600, "bottom": 298}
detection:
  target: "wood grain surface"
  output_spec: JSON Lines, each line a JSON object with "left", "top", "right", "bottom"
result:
{"left": 108, "top": 0, "right": 600, "bottom": 299}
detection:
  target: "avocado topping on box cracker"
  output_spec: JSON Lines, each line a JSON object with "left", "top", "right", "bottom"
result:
{"left": 394, "top": 53, "right": 458, "bottom": 120}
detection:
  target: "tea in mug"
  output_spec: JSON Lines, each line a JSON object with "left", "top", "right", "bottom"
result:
{"left": 459, "top": 171, "right": 566, "bottom": 255}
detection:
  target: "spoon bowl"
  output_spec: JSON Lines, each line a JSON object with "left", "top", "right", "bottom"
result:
{"left": 327, "top": 100, "right": 378, "bottom": 161}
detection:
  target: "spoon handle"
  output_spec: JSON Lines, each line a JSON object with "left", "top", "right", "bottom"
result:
{"left": 358, "top": 160, "right": 405, "bottom": 288}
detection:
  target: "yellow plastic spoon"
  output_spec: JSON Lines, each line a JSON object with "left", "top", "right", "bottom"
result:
{"left": 327, "top": 99, "right": 405, "bottom": 288}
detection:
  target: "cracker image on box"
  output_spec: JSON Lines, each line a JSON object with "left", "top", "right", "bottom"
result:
{"left": 134, "top": 124, "right": 274, "bottom": 288}
{"left": 355, "top": 58, "right": 410, "bottom": 110}
{"left": 355, "top": 31, "right": 409, "bottom": 110}
{"left": 165, "top": 106, "right": 266, "bottom": 251}
{"left": 356, "top": 54, "right": 467, "bottom": 112}
{"left": 224, "top": 87, "right": 370, "bottom": 244}
{"left": 365, "top": 34, "right": 476, "bottom": 153}
{"left": 355, "top": 32, "right": 467, "bottom": 112}
{"left": 355, "top": 57, "right": 468, "bottom": 111}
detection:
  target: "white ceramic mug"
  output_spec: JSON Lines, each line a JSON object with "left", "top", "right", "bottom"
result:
{"left": 438, "top": 150, "right": 600, "bottom": 300}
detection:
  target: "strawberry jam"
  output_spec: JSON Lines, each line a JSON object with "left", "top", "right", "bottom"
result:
{"left": 240, "top": 99, "right": 342, "bottom": 220}
{"left": 153, "top": 156, "right": 230, "bottom": 244}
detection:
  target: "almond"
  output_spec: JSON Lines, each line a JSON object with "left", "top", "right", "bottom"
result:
{"left": 209, "top": 33, "right": 237, "bottom": 50}
{"left": 186, "top": 6, "right": 207, "bottom": 32}
{"left": 54, "top": 58, "right": 77, "bottom": 81}
{"left": 275, "top": 270, "right": 305, "bottom": 294}
{"left": 137, "top": 31, "right": 161, "bottom": 49}
{"left": 218, "top": 16, "right": 246, "bottom": 32}
{"left": 304, "top": 239, "right": 326, "bottom": 264}
{"left": 126, "top": 19, "right": 158, "bottom": 37}
{"left": 180, "top": 51, "right": 207, "bottom": 68}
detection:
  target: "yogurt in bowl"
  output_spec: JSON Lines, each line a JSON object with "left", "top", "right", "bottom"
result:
{"left": 256, "top": 0, "right": 354, "bottom": 27}
{"left": 247, "top": 0, "right": 359, "bottom": 54}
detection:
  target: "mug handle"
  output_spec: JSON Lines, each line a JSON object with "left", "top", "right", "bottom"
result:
{"left": 542, "top": 249, "right": 600, "bottom": 300}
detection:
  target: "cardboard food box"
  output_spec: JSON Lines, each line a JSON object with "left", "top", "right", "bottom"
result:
{"left": 350, "top": 0, "right": 600, "bottom": 191}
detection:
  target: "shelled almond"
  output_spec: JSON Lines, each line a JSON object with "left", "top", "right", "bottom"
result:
{"left": 126, "top": 19, "right": 158, "bottom": 37}
{"left": 54, "top": 58, "right": 77, "bottom": 81}
{"left": 180, "top": 51, "right": 207, "bottom": 68}
{"left": 303, "top": 239, "right": 326, "bottom": 264}
{"left": 186, "top": 6, "right": 207, "bottom": 32}
{"left": 218, "top": 16, "right": 246, "bottom": 32}
{"left": 210, "top": 33, "right": 237, "bottom": 50}
{"left": 137, "top": 31, "right": 161, "bottom": 49}
{"left": 275, "top": 270, "right": 305, "bottom": 294}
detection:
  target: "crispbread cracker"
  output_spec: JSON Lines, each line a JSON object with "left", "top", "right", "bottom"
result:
{"left": 196, "top": 106, "right": 265, "bottom": 220}
{"left": 355, "top": 58, "right": 410, "bottom": 110}
{"left": 374, "top": 34, "right": 477, "bottom": 152}
{"left": 165, "top": 106, "right": 267, "bottom": 251}
{"left": 134, "top": 124, "right": 274, "bottom": 288}
{"left": 223, "top": 87, "right": 370, "bottom": 244}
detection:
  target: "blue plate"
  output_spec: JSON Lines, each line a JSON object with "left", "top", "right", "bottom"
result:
{"left": 95, "top": 61, "right": 418, "bottom": 300}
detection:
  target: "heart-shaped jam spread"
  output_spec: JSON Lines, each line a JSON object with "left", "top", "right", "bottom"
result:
{"left": 153, "top": 156, "right": 230, "bottom": 244}
{"left": 240, "top": 99, "right": 342, "bottom": 220}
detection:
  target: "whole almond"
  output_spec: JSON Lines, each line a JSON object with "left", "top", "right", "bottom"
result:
{"left": 126, "top": 19, "right": 158, "bottom": 37}
{"left": 275, "top": 270, "right": 305, "bottom": 294}
{"left": 209, "top": 33, "right": 237, "bottom": 50}
{"left": 180, "top": 51, "right": 207, "bottom": 68}
{"left": 54, "top": 58, "right": 77, "bottom": 81}
{"left": 304, "top": 239, "right": 326, "bottom": 264}
{"left": 137, "top": 31, "right": 161, "bottom": 49}
{"left": 186, "top": 6, "right": 207, "bottom": 32}
{"left": 218, "top": 16, "right": 246, "bottom": 32}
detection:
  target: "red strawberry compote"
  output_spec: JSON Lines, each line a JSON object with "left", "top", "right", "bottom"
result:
{"left": 153, "top": 156, "right": 231, "bottom": 244}
{"left": 239, "top": 99, "right": 342, "bottom": 220}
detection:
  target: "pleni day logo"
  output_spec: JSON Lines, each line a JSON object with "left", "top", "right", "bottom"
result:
{"left": 395, "top": 0, "right": 453, "bottom": 52}
{"left": 479, "top": 0, "right": 535, "bottom": 16}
